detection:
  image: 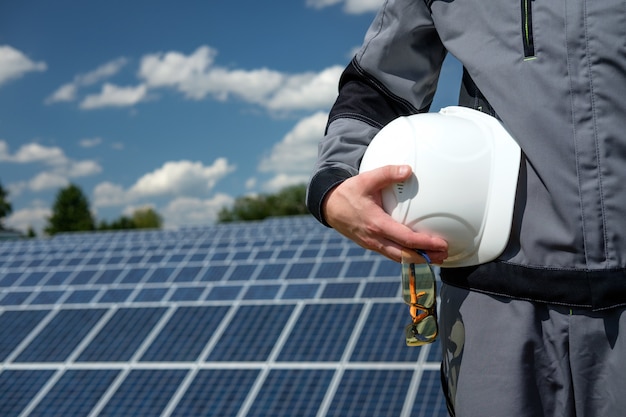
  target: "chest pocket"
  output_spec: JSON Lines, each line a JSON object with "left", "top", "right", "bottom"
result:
{"left": 522, "top": 0, "right": 536, "bottom": 58}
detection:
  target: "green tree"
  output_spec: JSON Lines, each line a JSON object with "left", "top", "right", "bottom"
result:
{"left": 98, "top": 216, "right": 135, "bottom": 231}
{"left": 98, "top": 207, "right": 163, "bottom": 231}
{"left": 132, "top": 207, "right": 162, "bottom": 229}
{"left": 26, "top": 226, "right": 37, "bottom": 238}
{"left": 218, "top": 184, "right": 308, "bottom": 223}
{"left": 45, "top": 184, "right": 95, "bottom": 235}
{"left": 0, "top": 180, "right": 12, "bottom": 230}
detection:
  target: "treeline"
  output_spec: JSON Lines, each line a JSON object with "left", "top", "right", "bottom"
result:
{"left": 0, "top": 179, "right": 310, "bottom": 237}
{"left": 0, "top": 181, "right": 162, "bottom": 237}
{"left": 217, "top": 184, "right": 308, "bottom": 223}
{"left": 45, "top": 184, "right": 163, "bottom": 235}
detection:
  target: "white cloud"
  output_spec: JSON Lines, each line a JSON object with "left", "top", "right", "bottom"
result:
{"left": 130, "top": 158, "right": 234, "bottom": 197}
{"left": 258, "top": 112, "right": 327, "bottom": 191}
{"left": 0, "top": 141, "right": 66, "bottom": 165}
{"left": 0, "top": 45, "right": 47, "bottom": 87}
{"left": 43, "top": 45, "right": 340, "bottom": 113}
{"left": 94, "top": 158, "right": 236, "bottom": 207}
{"left": 80, "top": 83, "right": 148, "bottom": 109}
{"left": 306, "top": 0, "right": 383, "bottom": 13}
{"left": 306, "top": 0, "right": 343, "bottom": 9}
{"left": 46, "top": 83, "right": 77, "bottom": 103}
{"left": 77, "top": 57, "right": 128, "bottom": 85}
{"left": 138, "top": 45, "right": 340, "bottom": 112}
{"left": 139, "top": 46, "right": 217, "bottom": 89}
{"left": 29, "top": 172, "right": 69, "bottom": 192}
{"left": 161, "top": 194, "right": 234, "bottom": 228}
{"left": 0, "top": 140, "right": 102, "bottom": 192}
{"left": 263, "top": 173, "right": 310, "bottom": 192}
{"left": 46, "top": 57, "right": 127, "bottom": 104}
{"left": 67, "top": 160, "right": 102, "bottom": 177}
{"left": 266, "top": 66, "right": 342, "bottom": 111}
{"left": 79, "top": 137, "right": 102, "bottom": 148}
{"left": 93, "top": 182, "right": 127, "bottom": 207}
{"left": 5, "top": 205, "right": 51, "bottom": 235}
{"left": 192, "top": 67, "right": 285, "bottom": 103}
{"left": 245, "top": 177, "right": 257, "bottom": 190}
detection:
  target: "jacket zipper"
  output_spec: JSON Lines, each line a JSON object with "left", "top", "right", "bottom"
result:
{"left": 521, "top": 0, "right": 536, "bottom": 59}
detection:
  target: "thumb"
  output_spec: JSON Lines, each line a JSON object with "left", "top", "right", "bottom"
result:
{"left": 361, "top": 164, "right": 413, "bottom": 191}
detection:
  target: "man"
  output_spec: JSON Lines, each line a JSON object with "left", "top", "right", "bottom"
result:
{"left": 306, "top": 0, "right": 626, "bottom": 415}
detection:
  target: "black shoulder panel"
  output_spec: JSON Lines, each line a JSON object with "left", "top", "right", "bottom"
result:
{"left": 327, "top": 58, "right": 423, "bottom": 133}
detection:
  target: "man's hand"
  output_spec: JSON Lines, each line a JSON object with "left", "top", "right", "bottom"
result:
{"left": 322, "top": 164, "right": 448, "bottom": 264}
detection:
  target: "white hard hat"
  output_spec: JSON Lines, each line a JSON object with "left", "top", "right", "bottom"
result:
{"left": 359, "top": 106, "right": 521, "bottom": 267}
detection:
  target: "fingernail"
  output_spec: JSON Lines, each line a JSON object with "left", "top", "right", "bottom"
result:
{"left": 397, "top": 165, "right": 410, "bottom": 176}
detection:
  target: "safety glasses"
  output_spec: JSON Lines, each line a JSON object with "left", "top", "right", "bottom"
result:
{"left": 401, "top": 250, "right": 438, "bottom": 346}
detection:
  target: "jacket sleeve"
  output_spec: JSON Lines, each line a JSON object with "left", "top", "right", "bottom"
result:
{"left": 306, "top": 0, "right": 447, "bottom": 226}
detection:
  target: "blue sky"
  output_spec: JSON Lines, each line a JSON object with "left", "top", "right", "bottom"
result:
{"left": 0, "top": 0, "right": 461, "bottom": 234}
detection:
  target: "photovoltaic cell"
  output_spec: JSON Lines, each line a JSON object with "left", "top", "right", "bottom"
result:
{"left": 65, "top": 289, "right": 98, "bottom": 304}
{"left": 98, "top": 369, "right": 188, "bottom": 417}
{"left": 300, "top": 248, "right": 320, "bottom": 258}
{"left": 281, "top": 283, "right": 319, "bottom": 299}
{"left": 205, "top": 285, "right": 241, "bottom": 300}
{"left": 15, "top": 309, "right": 107, "bottom": 362}
{"left": 96, "top": 269, "right": 124, "bottom": 284}
{"left": 19, "top": 271, "right": 48, "bottom": 287}
{"left": 207, "top": 304, "right": 295, "bottom": 362}
{"left": 199, "top": 265, "right": 229, "bottom": 281}
{"left": 120, "top": 267, "right": 149, "bottom": 283}
{"left": 28, "top": 369, "right": 119, "bottom": 417}
{"left": 375, "top": 259, "right": 400, "bottom": 277}
{"left": 285, "top": 262, "right": 315, "bottom": 279}
{"left": 278, "top": 303, "right": 362, "bottom": 362}
{"left": 256, "top": 263, "right": 285, "bottom": 280}
{"left": 99, "top": 288, "right": 133, "bottom": 303}
{"left": 169, "top": 286, "right": 204, "bottom": 301}
{"left": 145, "top": 267, "right": 176, "bottom": 283}
{"left": 0, "top": 370, "right": 55, "bottom": 417}
{"left": 326, "top": 369, "right": 414, "bottom": 417}
{"left": 243, "top": 284, "right": 281, "bottom": 300}
{"left": 133, "top": 287, "right": 168, "bottom": 302}
{"left": 140, "top": 305, "right": 230, "bottom": 362}
{"left": 362, "top": 281, "right": 400, "bottom": 298}
{"left": 46, "top": 271, "right": 74, "bottom": 286}
{"left": 344, "top": 260, "right": 375, "bottom": 278}
{"left": 0, "top": 291, "right": 30, "bottom": 306}
{"left": 254, "top": 249, "right": 274, "bottom": 260}
{"left": 170, "top": 369, "right": 260, "bottom": 417}
{"left": 320, "top": 282, "right": 359, "bottom": 299}
{"left": 315, "top": 261, "right": 345, "bottom": 278}
{"left": 322, "top": 247, "right": 344, "bottom": 258}
{"left": 171, "top": 266, "right": 202, "bottom": 282}
{"left": 411, "top": 370, "right": 449, "bottom": 417}
{"left": 349, "top": 303, "right": 421, "bottom": 363}
{"left": 0, "top": 272, "right": 22, "bottom": 286}
{"left": 228, "top": 264, "right": 257, "bottom": 281}
{"left": 77, "top": 307, "right": 167, "bottom": 362}
{"left": 0, "top": 310, "right": 49, "bottom": 361}
{"left": 30, "top": 290, "right": 64, "bottom": 305}
{"left": 248, "top": 369, "right": 334, "bottom": 417}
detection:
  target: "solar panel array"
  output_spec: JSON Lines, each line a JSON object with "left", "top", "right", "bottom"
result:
{"left": 0, "top": 216, "right": 448, "bottom": 417}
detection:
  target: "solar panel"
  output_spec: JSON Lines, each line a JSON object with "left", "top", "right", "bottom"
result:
{"left": 0, "top": 215, "right": 448, "bottom": 416}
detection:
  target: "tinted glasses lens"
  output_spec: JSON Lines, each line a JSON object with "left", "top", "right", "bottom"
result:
{"left": 405, "top": 315, "right": 438, "bottom": 346}
{"left": 401, "top": 250, "right": 438, "bottom": 346}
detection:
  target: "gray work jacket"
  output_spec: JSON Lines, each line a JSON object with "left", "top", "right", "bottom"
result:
{"left": 306, "top": 0, "right": 626, "bottom": 310}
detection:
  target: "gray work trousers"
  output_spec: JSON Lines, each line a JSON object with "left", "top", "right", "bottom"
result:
{"left": 439, "top": 283, "right": 626, "bottom": 417}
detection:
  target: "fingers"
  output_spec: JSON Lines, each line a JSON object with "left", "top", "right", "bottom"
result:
{"left": 359, "top": 164, "right": 413, "bottom": 193}
{"left": 322, "top": 164, "right": 449, "bottom": 264}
